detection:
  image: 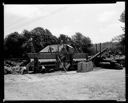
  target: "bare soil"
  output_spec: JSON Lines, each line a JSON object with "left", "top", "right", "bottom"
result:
{"left": 4, "top": 67, "right": 125, "bottom": 100}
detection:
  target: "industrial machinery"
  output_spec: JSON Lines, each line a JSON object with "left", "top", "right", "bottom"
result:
{"left": 22, "top": 37, "right": 123, "bottom": 74}
{"left": 87, "top": 48, "right": 123, "bottom": 69}
{"left": 27, "top": 43, "right": 88, "bottom": 73}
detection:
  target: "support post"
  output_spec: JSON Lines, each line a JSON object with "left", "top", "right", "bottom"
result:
{"left": 100, "top": 43, "right": 101, "bottom": 58}
{"left": 96, "top": 44, "right": 97, "bottom": 53}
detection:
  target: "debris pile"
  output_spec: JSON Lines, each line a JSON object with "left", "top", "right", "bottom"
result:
{"left": 4, "top": 60, "right": 28, "bottom": 75}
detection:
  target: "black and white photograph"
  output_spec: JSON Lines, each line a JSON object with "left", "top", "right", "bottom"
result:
{"left": 4, "top": 2, "right": 125, "bottom": 100}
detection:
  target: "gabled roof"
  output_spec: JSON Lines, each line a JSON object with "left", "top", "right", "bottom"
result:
{"left": 40, "top": 44, "right": 73, "bottom": 53}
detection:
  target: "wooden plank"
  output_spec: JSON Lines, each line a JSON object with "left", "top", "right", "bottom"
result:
{"left": 87, "top": 48, "right": 108, "bottom": 61}
{"left": 73, "top": 53, "right": 87, "bottom": 59}
{"left": 27, "top": 53, "right": 56, "bottom": 59}
{"left": 28, "top": 53, "right": 87, "bottom": 59}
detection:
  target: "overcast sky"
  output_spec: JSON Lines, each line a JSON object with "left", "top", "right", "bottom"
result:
{"left": 4, "top": 2, "right": 125, "bottom": 43}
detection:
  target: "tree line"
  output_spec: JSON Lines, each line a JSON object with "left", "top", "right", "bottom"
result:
{"left": 4, "top": 27, "right": 95, "bottom": 59}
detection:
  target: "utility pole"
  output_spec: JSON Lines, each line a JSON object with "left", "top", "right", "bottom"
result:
{"left": 95, "top": 44, "right": 97, "bottom": 54}
{"left": 100, "top": 43, "right": 101, "bottom": 58}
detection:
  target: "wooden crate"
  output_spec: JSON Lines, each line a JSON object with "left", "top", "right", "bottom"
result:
{"left": 77, "top": 61, "right": 93, "bottom": 72}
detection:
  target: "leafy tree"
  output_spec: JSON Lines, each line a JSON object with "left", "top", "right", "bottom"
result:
{"left": 21, "top": 30, "right": 33, "bottom": 53}
{"left": 119, "top": 10, "right": 125, "bottom": 46}
{"left": 110, "top": 10, "right": 125, "bottom": 55}
{"left": 119, "top": 10, "right": 125, "bottom": 24}
{"left": 22, "top": 30, "right": 32, "bottom": 40}
{"left": 112, "top": 34, "right": 124, "bottom": 44}
{"left": 71, "top": 32, "right": 92, "bottom": 53}
{"left": 30, "top": 27, "right": 46, "bottom": 52}
{"left": 51, "top": 35, "right": 58, "bottom": 44}
{"left": 58, "top": 34, "right": 71, "bottom": 44}
{"left": 44, "top": 29, "right": 58, "bottom": 45}
{"left": 29, "top": 27, "right": 58, "bottom": 52}
{"left": 4, "top": 32, "right": 26, "bottom": 58}
{"left": 115, "top": 10, "right": 125, "bottom": 54}
{"left": 72, "top": 32, "right": 83, "bottom": 52}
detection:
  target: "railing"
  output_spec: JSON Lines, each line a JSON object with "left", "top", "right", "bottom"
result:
{"left": 27, "top": 52, "right": 88, "bottom": 59}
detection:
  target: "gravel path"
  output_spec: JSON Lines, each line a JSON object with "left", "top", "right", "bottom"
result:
{"left": 4, "top": 67, "right": 125, "bottom": 100}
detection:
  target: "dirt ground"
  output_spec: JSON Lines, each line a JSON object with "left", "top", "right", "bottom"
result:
{"left": 4, "top": 67, "right": 125, "bottom": 101}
